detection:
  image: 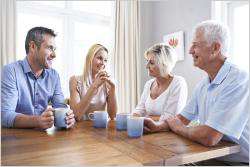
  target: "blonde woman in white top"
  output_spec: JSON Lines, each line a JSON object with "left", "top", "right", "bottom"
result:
{"left": 133, "top": 43, "right": 188, "bottom": 121}
{"left": 69, "top": 44, "right": 117, "bottom": 121}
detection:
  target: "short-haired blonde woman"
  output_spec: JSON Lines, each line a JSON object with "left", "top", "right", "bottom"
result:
{"left": 133, "top": 43, "right": 188, "bottom": 121}
{"left": 69, "top": 44, "right": 117, "bottom": 121}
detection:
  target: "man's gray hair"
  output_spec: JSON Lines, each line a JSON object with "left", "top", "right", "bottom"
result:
{"left": 193, "top": 20, "right": 230, "bottom": 54}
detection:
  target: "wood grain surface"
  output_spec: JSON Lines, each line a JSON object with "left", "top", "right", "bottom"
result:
{"left": 1, "top": 120, "right": 240, "bottom": 166}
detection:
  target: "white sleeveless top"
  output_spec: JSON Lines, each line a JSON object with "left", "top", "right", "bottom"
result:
{"left": 74, "top": 76, "right": 107, "bottom": 120}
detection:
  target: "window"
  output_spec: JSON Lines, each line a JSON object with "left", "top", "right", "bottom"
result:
{"left": 16, "top": 1, "right": 114, "bottom": 98}
{"left": 228, "top": 2, "right": 249, "bottom": 73}
{"left": 212, "top": 1, "right": 249, "bottom": 73}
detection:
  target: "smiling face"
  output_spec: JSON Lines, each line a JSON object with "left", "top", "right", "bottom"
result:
{"left": 145, "top": 53, "right": 161, "bottom": 77}
{"left": 34, "top": 34, "right": 56, "bottom": 69}
{"left": 189, "top": 31, "right": 214, "bottom": 70}
{"left": 92, "top": 49, "right": 108, "bottom": 75}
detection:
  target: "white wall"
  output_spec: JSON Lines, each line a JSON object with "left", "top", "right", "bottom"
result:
{"left": 140, "top": 1, "right": 211, "bottom": 100}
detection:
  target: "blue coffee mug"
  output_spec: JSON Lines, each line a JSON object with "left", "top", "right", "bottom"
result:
{"left": 116, "top": 113, "right": 129, "bottom": 130}
{"left": 88, "top": 111, "right": 108, "bottom": 128}
{"left": 127, "top": 116, "right": 144, "bottom": 138}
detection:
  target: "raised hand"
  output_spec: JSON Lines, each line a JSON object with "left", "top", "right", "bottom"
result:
{"left": 105, "top": 76, "right": 115, "bottom": 89}
{"left": 92, "top": 71, "right": 108, "bottom": 88}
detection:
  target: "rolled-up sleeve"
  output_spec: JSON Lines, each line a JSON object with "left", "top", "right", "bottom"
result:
{"left": 1, "top": 65, "right": 20, "bottom": 128}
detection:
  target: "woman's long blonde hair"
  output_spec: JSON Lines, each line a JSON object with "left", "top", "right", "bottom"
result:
{"left": 81, "top": 44, "right": 108, "bottom": 89}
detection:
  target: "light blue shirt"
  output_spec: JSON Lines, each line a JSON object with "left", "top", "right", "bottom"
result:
{"left": 181, "top": 60, "right": 249, "bottom": 163}
{"left": 1, "top": 57, "right": 67, "bottom": 128}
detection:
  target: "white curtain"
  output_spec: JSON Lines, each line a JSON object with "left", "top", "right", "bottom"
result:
{"left": 112, "top": 1, "right": 141, "bottom": 114}
{"left": 0, "top": 1, "right": 17, "bottom": 69}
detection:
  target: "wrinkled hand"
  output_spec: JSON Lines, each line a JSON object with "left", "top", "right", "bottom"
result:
{"left": 144, "top": 117, "right": 168, "bottom": 133}
{"left": 65, "top": 109, "right": 75, "bottom": 129}
{"left": 38, "top": 107, "right": 54, "bottom": 129}
{"left": 165, "top": 115, "right": 185, "bottom": 133}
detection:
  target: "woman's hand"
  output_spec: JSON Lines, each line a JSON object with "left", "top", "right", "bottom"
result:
{"left": 96, "top": 70, "right": 115, "bottom": 90}
{"left": 105, "top": 76, "right": 115, "bottom": 89}
{"left": 92, "top": 71, "right": 107, "bottom": 89}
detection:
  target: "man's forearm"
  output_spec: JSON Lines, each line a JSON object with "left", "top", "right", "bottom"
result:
{"left": 174, "top": 125, "right": 222, "bottom": 146}
{"left": 13, "top": 114, "right": 41, "bottom": 128}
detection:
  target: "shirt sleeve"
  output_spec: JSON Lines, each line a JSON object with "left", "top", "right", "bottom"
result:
{"left": 160, "top": 77, "right": 188, "bottom": 121}
{"left": 180, "top": 82, "right": 201, "bottom": 121}
{"left": 132, "top": 80, "right": 151, "bottom": 116}
{"left": 1, "top": 65, "right": 21, "bottom": 128}
{"left": 51, "top": 71, "right": 67, "bottom": 108}
{"left": 205, "top": 74, "right": 249, "bottom": 140}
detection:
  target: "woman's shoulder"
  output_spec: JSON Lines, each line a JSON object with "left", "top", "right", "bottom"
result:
{"left": 145, "top": 78, "right": 155, "bottom": 85}
{"left": 170, "top": 75, "right": 188, "bottom": 89}
{"left": 143, "top": 78, "right": 155, "bottom": 89}
{"left": 69, "top": 75, "right": 81, "bottom": 82}
{"left": 172, "top": 75, "right": 187, "bottom": 84}
{"left": 69, "top": 75, "right": 82, "bottom": 88}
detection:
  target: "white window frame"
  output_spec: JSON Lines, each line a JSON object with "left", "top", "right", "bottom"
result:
{"left": 227, "top": 1, "right": 249, "bottom": 65}
{"left": 211, "top": 1, "right": 249, "bottom": 66}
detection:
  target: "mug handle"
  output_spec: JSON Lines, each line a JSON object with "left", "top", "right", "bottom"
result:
{"left": 88, "top": 113, "right": 95, "bottom": 120}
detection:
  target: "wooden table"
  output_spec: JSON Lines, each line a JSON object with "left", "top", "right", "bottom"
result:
{"left": 1, "top": 120, "right": 240, "bottom": 166}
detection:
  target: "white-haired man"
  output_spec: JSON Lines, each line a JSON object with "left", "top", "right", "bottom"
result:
{"left": 144, "top": 20, "right": 249, "bottom": 165}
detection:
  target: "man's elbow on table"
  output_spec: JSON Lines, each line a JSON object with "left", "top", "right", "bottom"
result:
{"left": 201, "top": 136, "right": 221, "bottom": 147}
{"left": 198, "top": 127, "right": 223, "bottom": 147}
{"left": 1, "top": 111, "right": 17, "bottom": 128}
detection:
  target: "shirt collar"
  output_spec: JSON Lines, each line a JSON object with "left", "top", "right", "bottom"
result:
{"left": 21, "top": 57, "right": 46, "bottom": 78}
{"left": 209, "top": 59, "right": 231, "bottom": 85}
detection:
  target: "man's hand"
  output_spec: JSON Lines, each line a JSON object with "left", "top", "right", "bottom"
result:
{"left": 65, "top": 109, "right": 75, "bottom": 129}
{"left": 143, "top": 117, "right": 169, "bottom": 133}
{"left": 38, "top": 108, "right": 54, "bottom": 129}
{"left": 166, "top": 115, "right": 186, "bottom": 133}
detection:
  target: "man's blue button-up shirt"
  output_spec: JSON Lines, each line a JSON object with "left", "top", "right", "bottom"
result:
{"left": 1, "top": 57, "right": 67, "bottom": 128}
